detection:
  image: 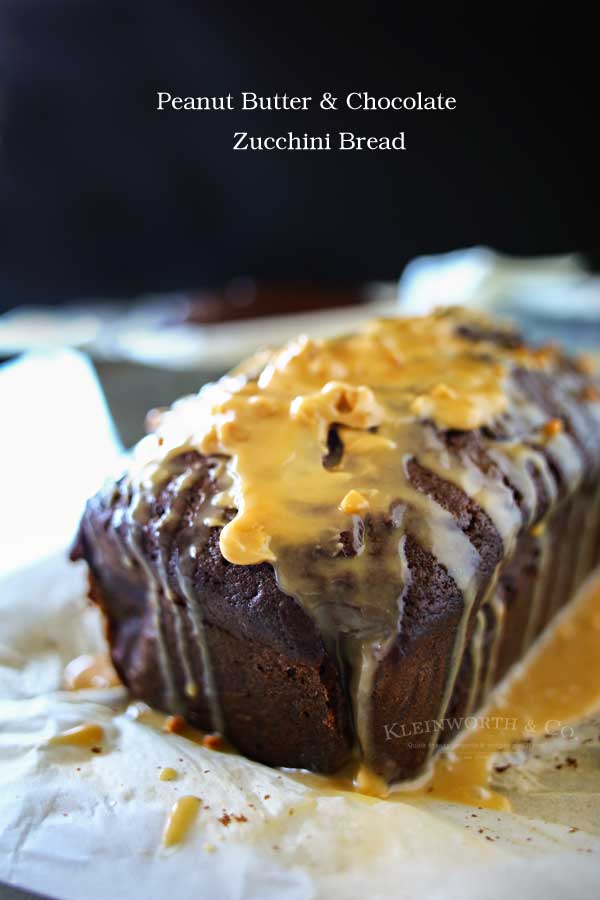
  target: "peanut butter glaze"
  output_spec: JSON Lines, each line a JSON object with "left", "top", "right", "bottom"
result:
{"left": 111, "top": 308, "right": 598, "bottom": 777}
{"left": 49, "top": 723, "right": 104, "bottom": 748}
{"left": 124, "top": 572, "right": 600, "bottom": 814}
{"left": 63, "top": 653, "right": 120, "bottom": 690}
{"left": 162, "top": 796, "right": 201, "bottom": 847}
{"left": 288, "top": 570, "right": 600, "bottom": 809}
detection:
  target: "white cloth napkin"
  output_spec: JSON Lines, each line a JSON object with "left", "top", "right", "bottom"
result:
{"left": 0, "top": 349, "right": 122, "bottom": 575}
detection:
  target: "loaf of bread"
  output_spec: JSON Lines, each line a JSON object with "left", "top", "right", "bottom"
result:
{"left": 72, "top": 308, "right": 600, "bottom": 783}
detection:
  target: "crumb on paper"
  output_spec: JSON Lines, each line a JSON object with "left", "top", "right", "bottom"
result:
{"left": 580, "top": 384, "right": 600, "bottom": 402}
{"left": 542, "top": 417, "right": 564, "bottom": 437}
{"left": 218, "top": 811, "right": 248, "bottom": 826}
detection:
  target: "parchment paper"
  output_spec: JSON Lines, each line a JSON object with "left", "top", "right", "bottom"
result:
{"left": 1, "top": 348, "right": 599, "bottom": 899}
{"left": 1, "top": 552, "right": 599, "bottom": 900}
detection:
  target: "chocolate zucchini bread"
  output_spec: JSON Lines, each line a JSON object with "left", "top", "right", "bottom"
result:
{"left": 72, "top": 308, "right": 600, "bottom": 783}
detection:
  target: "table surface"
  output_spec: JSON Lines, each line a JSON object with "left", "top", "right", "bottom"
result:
{"left": 0, "top": 885, "right": 50, "bottom": 900}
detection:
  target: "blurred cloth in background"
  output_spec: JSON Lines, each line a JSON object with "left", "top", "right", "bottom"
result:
{"left": 0, "top": 1, "right": 599, "bottom": 311}
{"left": 2, "top": 248, "right": 600, "bottom": 448}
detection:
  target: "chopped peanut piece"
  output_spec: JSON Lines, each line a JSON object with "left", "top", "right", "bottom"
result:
{"left": 430, "top": 382, "right": 458, "bottom": 400}
{"left": 340, "top": 490, "right": 370, "bottom": 515}
{"left": 576, "top": 354, "right": 598, "bottom": 375}
{"left": 49, "top": 723, "right": 104, "bottom": 747}
{"left": 580, "top": 384, "right": 600, "bottom": 402}
{"left": 291, "top": 381, "right": 385, "bottom": 430}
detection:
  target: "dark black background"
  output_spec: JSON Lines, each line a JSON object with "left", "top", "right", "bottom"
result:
{"left": 0, "top": 1, "right": 597, "bottom": 311}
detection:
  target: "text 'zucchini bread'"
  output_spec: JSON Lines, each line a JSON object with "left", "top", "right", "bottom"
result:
{"left": 72, "top": 308, "right": 600, "bottom": 784}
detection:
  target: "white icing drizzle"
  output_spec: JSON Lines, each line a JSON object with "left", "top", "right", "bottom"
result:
{"left": 418, "top": 442, "right": 522, "bottom": 554}
{"left": 522, "top": 530, "right": 551, "bottom": 653}
{"left": 154, "top": 536, "right": 198, "bottom": 705}
{"left": 176, "top": 561, "right": 225, "bottom": 733}
{"left": 545, "top": 499, "right": 582, "bottom": 623}
{"left": 488, "top": 443, "right": 557, "bottom": 526}
{"left": 545, "top": 432, "right": 585, "bottom": 495}
{"left": 113, "top": 492, "right": 180, "bottom": 712}
{"left": 403, "top": 448, "right": 519, "bottom": 763}
{"left": 464, "top": 608, "right": 486, "bottom": 717}
{"left": 529, "top": 447, "right": 559, "bottom": 510}
{"left": 154, "top": 464, "right": 225, "bottom": 731}
{"left": 352, "top": 533, "right": 412, "bottom": 762}
{"left": 116, "top": 463, "right": 225, "bottom": 728}
{"left": 403, "top": 484, "right": 487, "bottom": 763}
{"left": 574, "top": 482, "right": 600, "bottom": 589}
{"left": 152, "top": 469, "right": 204, "bottom": 702}
{"left": 482, "top": 592, "right": 506, "bottom": 699}
{"left": 427, "top": 571, "right": 500, "bottom": 763}
{"left": 403, "top": 475, "right": 482, "bottom": 599}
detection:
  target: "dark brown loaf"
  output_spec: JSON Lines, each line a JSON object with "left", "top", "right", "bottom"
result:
{"left": 75, "top": 460, "right": 354, "bottom": 772}
{"left": 72, "top": 315, "right": 600, "bottom": 782}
